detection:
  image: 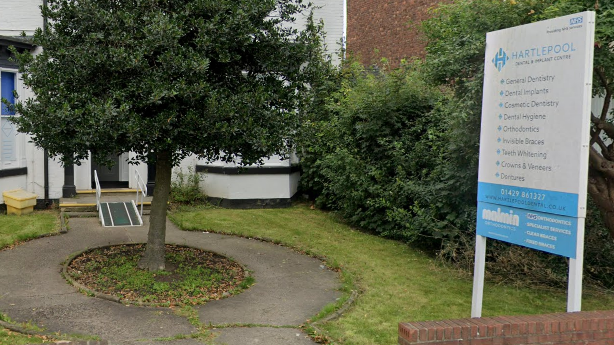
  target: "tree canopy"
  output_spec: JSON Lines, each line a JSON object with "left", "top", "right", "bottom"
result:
{"left": 14, "top": 0, "right": 325, "bottom": 167}
{"left": 11, "top": 0, "right": 330, "bottom": 270}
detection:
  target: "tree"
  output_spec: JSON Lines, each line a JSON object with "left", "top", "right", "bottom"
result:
{"left": 544, "top": 1, "right": 614, "bottom": 236}
{"left": 11, "top": 0, "right": 328, "bottom": 271}
{"left": 422, "top": 0, "right": 614, "bottom": 238}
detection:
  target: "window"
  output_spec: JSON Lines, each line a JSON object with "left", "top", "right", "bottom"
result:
{"left": 1, "top": 70, "right": 17, "bottom": 165}
{"left": 1, "top": 71, "right": 15, "bottom": 115}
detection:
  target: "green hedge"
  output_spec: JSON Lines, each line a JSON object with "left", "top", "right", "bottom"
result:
{"left": 298, "top": 62, "right": 449, "bottom": 242}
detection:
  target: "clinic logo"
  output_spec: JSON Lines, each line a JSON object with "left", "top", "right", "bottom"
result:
{"left": 482, "top": 207, "right": 520, "bottom": 226}
{"left": 492, "top": 48, "right": 509, "bottom": 72}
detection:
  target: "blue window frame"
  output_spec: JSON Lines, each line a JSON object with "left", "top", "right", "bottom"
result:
{"left": 1, "top": 71, "right": 16, "bottom": 115}
{"left": 0, "top": 71, "right": 17, "bottom": 163}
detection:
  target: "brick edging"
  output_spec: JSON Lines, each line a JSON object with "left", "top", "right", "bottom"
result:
{"left": 399, "top": 310, "right": 614, "bottom": 345}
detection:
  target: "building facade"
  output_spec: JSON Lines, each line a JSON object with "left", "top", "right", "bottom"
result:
{"left": 0, "top": 0, "right": 346, "bottom": 206}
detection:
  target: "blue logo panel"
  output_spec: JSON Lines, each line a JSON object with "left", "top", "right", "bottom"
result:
{"left": 477, "top": 202, "right": 577, "bottom": 258}
{"left": 492, "top": 48, "right": 509, "bottom": 72}
{"left": 478, "top": 182, "right": 579, "bottom": 217}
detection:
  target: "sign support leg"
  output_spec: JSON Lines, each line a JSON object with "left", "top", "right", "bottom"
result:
{"left": 471, "top": 235, "right": 487, "bottom": 318}
{"left": 567, "top": 218, "right": 585, "bottom": 312}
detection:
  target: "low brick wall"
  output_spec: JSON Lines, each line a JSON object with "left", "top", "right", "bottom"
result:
{"left": 399, "top": 310, "right": 614, "bottom": 345}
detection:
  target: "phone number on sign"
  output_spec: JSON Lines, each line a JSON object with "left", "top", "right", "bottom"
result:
{"left": 500, "top": 188, "right": 546, "bottom": 201}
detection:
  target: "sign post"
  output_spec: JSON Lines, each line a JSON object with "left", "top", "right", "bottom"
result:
{"left": 473, "top": 11, "right": 595, "bottom": 317}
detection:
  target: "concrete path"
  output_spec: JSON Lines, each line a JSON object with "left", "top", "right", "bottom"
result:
{"left": 0, "top": 217, "right": 342, "bottom": 344}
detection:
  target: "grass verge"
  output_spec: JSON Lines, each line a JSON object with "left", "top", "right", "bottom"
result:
{"left": 0, "top": 211, "right": 59, "bottom": 249}
{"left": 0, "top": 314, "right": 50, "bottom": 345}
{"left": 170, "top": 204, "right": 614, "bottom": 345}
{"left": 0, "top": 328, "right": 48, "bottom": 345}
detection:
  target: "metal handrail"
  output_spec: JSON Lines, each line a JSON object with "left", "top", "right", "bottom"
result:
{"left": 134, "top": 169, "right": 147, "bottom": 220}
{"left": 94, "top": 170, "right": 103, "bottom": 224}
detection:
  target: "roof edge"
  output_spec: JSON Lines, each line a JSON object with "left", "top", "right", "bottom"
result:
{"left": 0, "top": 35, "right": 36, "bottom": 50}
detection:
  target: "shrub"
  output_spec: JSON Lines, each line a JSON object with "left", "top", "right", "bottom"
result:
{"left": 298, "top": 61, "right": 445, "bottom": 242}
{"left": 170, "top": 168, "right": 207, "bottom": 205}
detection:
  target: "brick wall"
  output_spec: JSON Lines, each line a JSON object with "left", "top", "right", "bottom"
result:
{"left": 399, "top": 310, "right": 614, "bottom": 345}
{"left": 347, "top": 0, "right": 441, "bottom": 67}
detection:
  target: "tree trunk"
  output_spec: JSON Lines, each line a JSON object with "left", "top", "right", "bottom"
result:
{"left": 588, "top": 169, "right": 614, "bottom": 238}
{"left": 138, "top": 150, "right": 172, "bottom": 271}
{"left": 588, "top": 68, "right": 614, "bottom": 238}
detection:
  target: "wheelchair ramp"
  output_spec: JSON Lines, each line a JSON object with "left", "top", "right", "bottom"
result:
{"left": 99, "top": 201, "right": 142, "bottom": 227}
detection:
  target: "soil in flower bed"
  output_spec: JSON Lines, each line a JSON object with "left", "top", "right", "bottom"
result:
{"left": 67, "top": 244, "right": 252, "bottom": 306}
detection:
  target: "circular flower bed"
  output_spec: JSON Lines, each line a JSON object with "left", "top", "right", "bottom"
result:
{"left": 66, "top": 244, "right": 253, "bottom": 306}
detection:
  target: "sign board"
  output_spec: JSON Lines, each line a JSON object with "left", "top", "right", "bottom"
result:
{"left": 472, "top": 11, "right": 595, "bottom": 317}
{"left": 476, "top": 11, "right": 595, "bottom": 258}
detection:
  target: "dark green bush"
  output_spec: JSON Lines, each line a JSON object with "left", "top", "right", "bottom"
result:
{"left": 298, "top": 61, "right": 446, "bottom": 241}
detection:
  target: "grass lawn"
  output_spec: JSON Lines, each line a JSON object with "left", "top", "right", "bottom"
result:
{"left": 0, "top": 211, "right": 59, "bottom": 249}
{"left": 0, "top": 210, "right": 60, "bottom": 345}
{"left": 170, "top": 204, "right": 614, "bottom": 345}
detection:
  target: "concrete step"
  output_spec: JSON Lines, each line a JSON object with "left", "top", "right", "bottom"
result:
{"left": 60, "top": 202, "right": 152, "bottom": 212}
{"left": 76, "top": 188, "right": 145, "bottom": 197}
{"left": 62, "top": 211, "right": 98, "bottom": 218}
{"left": 60, "top": 189, "right": 153, "bottom": 209}
{"left": 63, "top": 209, "right": 151, "bottom": 217}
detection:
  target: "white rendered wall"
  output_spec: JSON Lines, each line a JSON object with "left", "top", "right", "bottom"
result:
{"left": 200, "top": 171, "right": 300, "bottom": 200}
{"left": 174, "top": 155, "right": 198, "bottom": 178}
{"left": 196, "top": 155, "right": 299, "bottom": 200}
{"left": 284, "top": 0, "right": 345, "bottom": 65}
{"left": 0, "top": 175, "right": 27, "bottom": 203}
{"left": 0, "top": 0, "right": 43, "bottom": 37}
{"left": 311, "top": 0, "right": 346, "bottom": 64}
{"left": 128, "top": 153, "right": 148, "bottom": 190}
{"left": 47, "top": 155, "right": 63, "bottom": 199}
{"left": 26, "top": 143, "right": 63, "bottom": 200}
{"left": 74, "top": 157, "right": 92, "bottom": 190}
{"left": 25, "top": 141, "right": 44, "bottom": 199}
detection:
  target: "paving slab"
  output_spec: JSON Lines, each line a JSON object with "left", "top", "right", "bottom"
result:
{"left": 115, "top": 340, "right": 208, "bottom": 345}
{"left": 0, "top": 216, "right": 342, "bottom": 345}
{"left": 166, "top": 230, "right": 341, "bottom": 326}
{"left": 212, "top": 327, "right": 316, "bottom": 345}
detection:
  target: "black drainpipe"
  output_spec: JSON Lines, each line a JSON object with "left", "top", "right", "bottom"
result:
{"left": 42, "top": 0, "right": 50, "bottom": 204}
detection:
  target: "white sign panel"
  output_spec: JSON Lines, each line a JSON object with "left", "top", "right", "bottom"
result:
{"left": 477, "top": 11, "right": 595, "bottom": 258}
{"left": 473, "top": 12, "right": 595, "bottom": 317}
{"left": 478, "top": 11, "right": 594, "bottom": 217}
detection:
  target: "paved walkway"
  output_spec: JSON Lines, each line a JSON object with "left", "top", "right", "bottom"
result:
{"left": 0, "top": 216, "right": 342, "bottom": 345}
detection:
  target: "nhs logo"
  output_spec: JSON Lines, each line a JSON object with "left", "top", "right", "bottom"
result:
{"left": 570, "top": 16, "right": 583, "bottom": 25}
{"left": 492, "top": 48, "right": 509, "bottom": 72}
